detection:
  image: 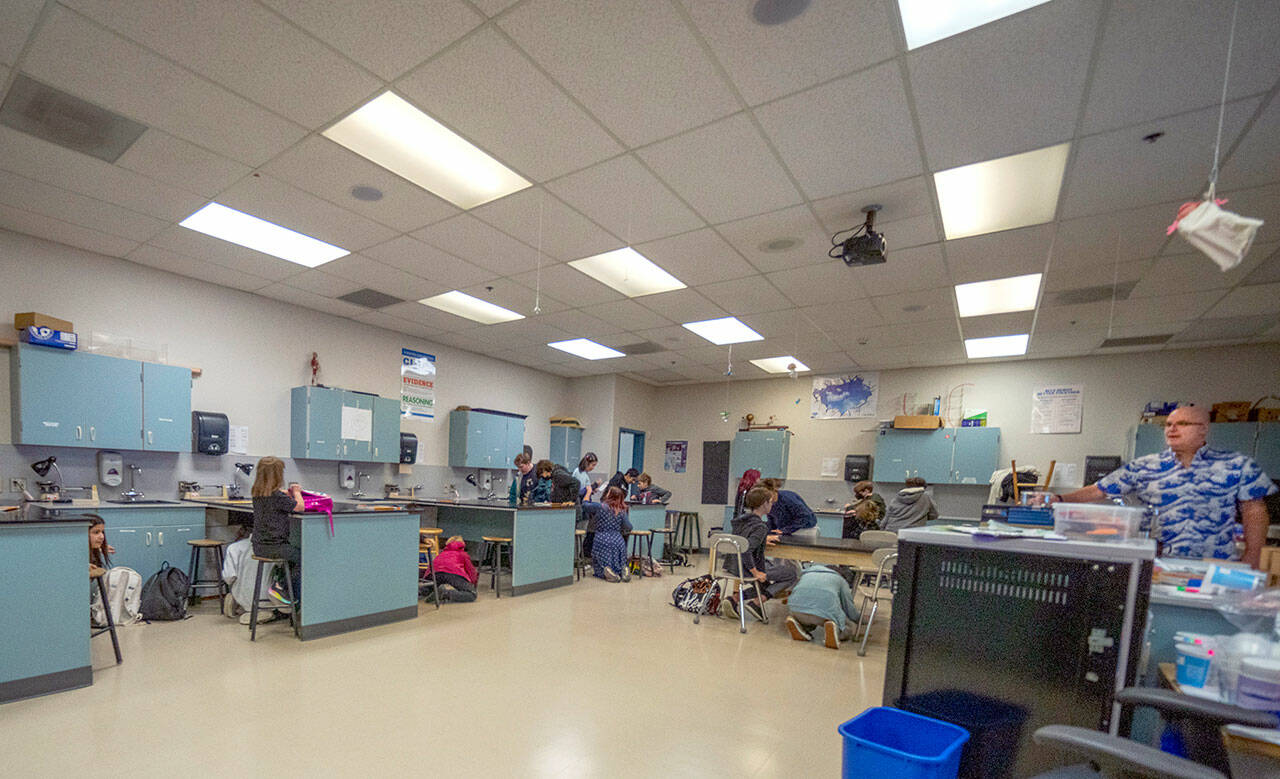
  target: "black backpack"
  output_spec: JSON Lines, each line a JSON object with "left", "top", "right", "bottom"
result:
{"left": 139, "top": 562, "right": 189, "bottom": 621}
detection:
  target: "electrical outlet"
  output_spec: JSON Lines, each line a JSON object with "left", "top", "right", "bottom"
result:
{"left": 9, "top": 477, "right": 26, "bottom": 493}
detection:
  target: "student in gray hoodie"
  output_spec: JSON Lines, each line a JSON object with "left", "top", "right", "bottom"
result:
{"left": 881, "top": 477, "right": 938, "bottom": 531}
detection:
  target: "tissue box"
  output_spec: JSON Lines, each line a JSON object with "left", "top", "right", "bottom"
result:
{"left": 19, "top": 326, "right": 77, "bottom": 350}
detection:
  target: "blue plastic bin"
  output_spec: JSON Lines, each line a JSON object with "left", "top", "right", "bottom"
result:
{"left": 839, "top": 707, "right": 970, "bottom": 779}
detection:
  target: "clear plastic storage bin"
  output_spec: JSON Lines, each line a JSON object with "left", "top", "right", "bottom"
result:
{"left": 1052, "top": 503, "right": 1146, "bottom": 542}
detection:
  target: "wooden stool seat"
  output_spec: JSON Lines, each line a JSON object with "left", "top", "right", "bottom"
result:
{"left": 252, "top": 554, "right": 285, "bottom": 562}
{"left": 482, "top": 535, "right": 513, "bottom": 543}
{"left": 628, "top": 530, "right": 655, "bottom": 575}
{"left": 187, "top": 538, "right": 225, "bottom": 548}
{"left": 419, "top": 527, "right": 443, "bottom": 536}
{"left": 187, "top": 538, "right": 229, "bottom": 606}
{"left": 575, "top": 529, "right": 586, "bottom": 536}
{"left": 630, "top": 529, "right": 653, "bottom": 536}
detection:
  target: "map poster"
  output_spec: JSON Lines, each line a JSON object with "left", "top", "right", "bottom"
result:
{"left": 664, "top": 441, "right": 688, "bottom": 473}
{"left": 1031, "top": 383, "right": 1083, "bottom": 434}
{"left": 811, "top": 373, "right": 879, "bottom": 419}
{"left": 400, "top": 348, "right": 436, "bottom": 421}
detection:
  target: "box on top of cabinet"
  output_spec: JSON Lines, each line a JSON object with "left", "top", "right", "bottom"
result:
{"left": 14, "top": 312, "right": 73, "bottom": 332}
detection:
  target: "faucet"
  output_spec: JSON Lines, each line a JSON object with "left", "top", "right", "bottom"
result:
{"left": 351, "top": 471, "right": 370, "bottom": 498}
{"left": 120, "top": 465, "right": 144, "bottom": 501}
{"left": 445, "top": 483, "right": 459, "bottom": 500}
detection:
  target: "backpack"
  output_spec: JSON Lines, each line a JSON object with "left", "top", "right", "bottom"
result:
{"left": 139, "top": 562, "right": 190, "bottom": 621}
{"left": 91, "top": 566, "right": 143, "bottom": 626}
{"left": 641, "top": 556, "right": 664, "bottom": 578}
{"left": 671, "top": 574, "right": 721, "bottom": 614}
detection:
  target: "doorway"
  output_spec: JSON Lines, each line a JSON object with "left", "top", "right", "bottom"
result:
{"left": 617, "top": 428, "right": 645, "bottom": 475}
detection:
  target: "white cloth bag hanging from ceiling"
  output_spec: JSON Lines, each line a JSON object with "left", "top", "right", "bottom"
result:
{"left": 1171, "top": 198, "right": 1265, "bottom": 271}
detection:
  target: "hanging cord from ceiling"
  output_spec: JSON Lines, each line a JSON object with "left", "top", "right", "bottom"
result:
{"left": 1106, "top": 230, "right": 1122, "bottom": 340}
{"left": 1205, "top": 0, "right": 1240, "bottom": 202}
{"left": 534, "top": 190, "right": 544, "bottom": 315}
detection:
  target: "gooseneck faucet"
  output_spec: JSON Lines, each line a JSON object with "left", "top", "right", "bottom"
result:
{"left": 351, "top": 471, "right": 370, "bottom": 498}
{"left": 121, "top": 464, "right": 144, "bottom": 501}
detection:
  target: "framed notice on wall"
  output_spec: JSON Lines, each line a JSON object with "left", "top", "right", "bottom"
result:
{"left": 1031, "top": 384, "right": 1083, "bottom": 434}
{"left": 401, "top": 348, "right": 436, "bottom": 421}
{"left": 665, "top": 440, "right": 688, "bottom": 473}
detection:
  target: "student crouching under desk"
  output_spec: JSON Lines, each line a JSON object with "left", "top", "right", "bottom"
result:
{"left": 786, "top": 564, "right": 861, "bottom": 650}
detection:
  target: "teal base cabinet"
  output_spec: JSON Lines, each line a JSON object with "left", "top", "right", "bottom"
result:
{"left": 873, "top": 427, "right": 1001, "bottom": 485}
{"left": 448, "top": 410, "right": 526, "bottom": 468}
{"left": 432, "top": 504, "right": 575, "bottom": 595}
{"left": 728, "top": 429, "right": 790, "bottom": 480}
{"left": 627, "top": 505, "right": 667, "bottom": 559}
{"left": 1, "top": 519, "right": 92, "bottom": 704}
{"left": 815, "top": 511, "right": 844, "bottom": 538}
{"left": 549, "top": 425, "right": 583, "bottom": 469}
{"left": 96, "top": 505, "right": 205, "bottom": 578}
{"left": 291, "top": 386, "right": 402, "bottom": 462}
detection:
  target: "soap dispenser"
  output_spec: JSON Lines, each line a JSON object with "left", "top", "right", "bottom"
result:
{"left": 97, "top": 451, "right": 123, "bottom": 487}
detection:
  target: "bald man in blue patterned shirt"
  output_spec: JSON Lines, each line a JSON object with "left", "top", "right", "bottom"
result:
{"left": 1059, "top": 405, "right": 1276, "bottom": 566}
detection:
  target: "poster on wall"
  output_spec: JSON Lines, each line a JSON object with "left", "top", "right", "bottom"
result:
{"left": 664, "top": 441, "right": 688, "bottom": 473}
{"left": 401, "top": 348, "right": 436, "bottom": 421}
{"left": 1031, "top": 384, "right": 1083, "bottom": 434}
{"left": 810, "top": 372, "right": 879, "bottom": 419}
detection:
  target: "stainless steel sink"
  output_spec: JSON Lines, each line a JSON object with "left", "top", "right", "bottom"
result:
{"left": 105, "top": 499, "right": 183, "bottom": 505}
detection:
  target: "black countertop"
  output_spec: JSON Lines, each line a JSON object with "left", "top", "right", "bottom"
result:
{"left": 412, "top": 498, "right": 580, "bottom": 512}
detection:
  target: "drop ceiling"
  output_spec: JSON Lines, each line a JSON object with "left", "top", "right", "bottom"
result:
{"left": 0, "top": 0, "right": 1277, "bottom": 386}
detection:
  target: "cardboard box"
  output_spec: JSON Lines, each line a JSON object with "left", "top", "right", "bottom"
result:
{"left": 1250, "top": 407, "right": 1280, "bottom": 422}
{"left": 893, "top": 414, "right": 943, "bottom": 429}
{"left": 1212, "top": 401, "right": 1252, "bottom": 423}
{"left": 14, "top": 312, "right": 73, "bottom": 332}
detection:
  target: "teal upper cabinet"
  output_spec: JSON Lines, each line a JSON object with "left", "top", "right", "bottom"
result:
{"left": 10, "top": 344, "right": 181, "bottom": 451}
{"left": 292, "top": 386, "right": 342, "bottom": 460}
{"left": 449, "top": 410, "right": 525, "bottom": 468}
{"left": 291, "top": 386, "right": 400, "bottom": 462}
{"left": 950, "top": 427, "right": 1001, "bottom": 485}
{"left": 549, "top": 426, "right": 583, "bottom": 469}
{"left": 1255, "top": 424, "right": 1280, "bottom": 482}
{"left": 873, "top": 427, "right": 1002, "bottom": 484}
{"left": 371, "top": 396, "right": 401, "bottom": 463}
{"left": 142, "top": 362, "right": 191, "bottom": 451}
{"left": 729, "top": 429, "right": 790, "bottom": 480}
{"left": 341, "top": 391, "right": 374, "bottom": 461}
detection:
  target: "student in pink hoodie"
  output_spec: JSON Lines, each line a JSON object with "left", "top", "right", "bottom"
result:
{"left": 429, "top": 535, "right": 478, "bottom": 603}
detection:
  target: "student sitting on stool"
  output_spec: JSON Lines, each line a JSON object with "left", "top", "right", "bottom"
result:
{"left": 786, "top": 564, "right": 861, "bottom": 650}
{"left": 428, "top": 535, "right": 478, "bottom": 602}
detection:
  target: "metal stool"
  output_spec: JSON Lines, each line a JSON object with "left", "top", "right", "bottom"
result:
{"left": 628, "top": 529, "right": 653, "bottom": 574}
{"left": 419, "top": 528, "right": 443, "bottom": 609}
{"left": 651, "top": 527, "right": 677, "bottom": 573}
{"left": 574, "top": 529, "right": 588, "bottom": 581}
{"left": 90, "top": 565, "right": 122, "bottom": 664}
{"left": 248, "top": 555, "right": 298, "bottom": 641}
{"left": 185, "top": 538, "right": 228, "bottom": 604}
{"left": 479, "top": 536, "right": 513, "bottom": 598}
{"left": 673, "top": 511, "right": 702, "bottom": 557}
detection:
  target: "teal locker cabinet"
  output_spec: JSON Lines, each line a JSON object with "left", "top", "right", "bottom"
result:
{"left": 448, "top": 410, "right": 526, "bottom": 468}
{"left": 10, "top": 344, "right": 189, "bottom": 451}
{"left": 729, "top": 429, "right": 790, "bottom": 480}
{"left": 291, "top": 386, "right": 401, "bottom": 462}
{"left": 549, "top": 424, "right": 583, "bottom": 468}
{"left": 98, "top": 505, "right": 204, "bottom": 576}
{"left": 873, "top": 427, "right": 1002, "bottom": 484}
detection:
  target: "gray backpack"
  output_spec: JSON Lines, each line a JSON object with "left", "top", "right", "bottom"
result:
{"left": 139, "top": 562, "right": 189, "bottom": 621}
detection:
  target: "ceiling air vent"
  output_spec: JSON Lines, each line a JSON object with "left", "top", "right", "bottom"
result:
{"left": 617, "top": 341, "right": 663, "bottom": 356}
{"left": 1098, "top": 334, "right": 1173, "bottom": 348}
{"left": 338, "top": 289, "right": 403, "bottom": 309}
{"left": 1051, "top": 281, "right": 1137, "bottom": 306}
{"left": 0, "top": 74, "right": 147, "bottom": 162}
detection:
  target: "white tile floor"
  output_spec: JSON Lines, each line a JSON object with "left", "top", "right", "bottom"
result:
{"left": 7, "top": 559, "right": 889, "bottom": 777}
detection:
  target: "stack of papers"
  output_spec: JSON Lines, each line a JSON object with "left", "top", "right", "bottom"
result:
{"left": 938, "top": 522, "right": 1067, "bottom": 541}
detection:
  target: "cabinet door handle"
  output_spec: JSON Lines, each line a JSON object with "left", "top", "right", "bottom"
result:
{"left": 90, "top": 426, "right": 96, "bottom": 441}
{"left": 147, "top": 430, "right": 154, "bottom": 444}
{"left": 158, "top": 531, "right": 163, "bottom": 545}
{"left": 76, "top": 425, "right": 83, "bottom": 440}
{"left": 146, "top": 531, "right": 152, "bottom": 546}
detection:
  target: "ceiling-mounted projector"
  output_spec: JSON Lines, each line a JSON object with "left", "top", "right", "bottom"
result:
{"left": 830, "top": 205, "right": 886, "bottom": 267}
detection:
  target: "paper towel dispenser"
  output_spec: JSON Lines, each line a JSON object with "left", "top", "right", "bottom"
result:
{"left": 192, "top": 411, "right": 229, "bottom": 455}
{"left": 400, "top": 432, "right": 418, "bottom": 464}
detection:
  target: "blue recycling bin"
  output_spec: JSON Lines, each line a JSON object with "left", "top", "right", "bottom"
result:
{"left": 839, "top": 707, "right": 969, "bottom": 779}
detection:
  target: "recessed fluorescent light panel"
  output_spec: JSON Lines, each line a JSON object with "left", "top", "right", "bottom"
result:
{"left": 420, "top": 290, "right": 524, "bottom": 324}
{"left": 897, "top": 0, "right": 1051, "bottom": 49}
{"left": 179, "top": 202, "right": 349, "bottom": 267}
{"left": 749, "top": 356, "right": 810, "bottom": 374}
{"left": 964, "top": 334, "right": 1029, "bottom": 359}
{"left": 548, "top": 338, "right": 625, "bottom": 360}
{"left": 682, "top": 316, "right": 764, "bottom": 346}
{"left": 955, "top": 273, "right": 1042, "bottom": 317}
{"left": 568, "top": 247, "right": 686, "bottom": 297}
{"left": 934, "top": 142, "right": 1070, "bottom": 240}
{"left": 322, "top": 91, "right": 530, "bottom": 209}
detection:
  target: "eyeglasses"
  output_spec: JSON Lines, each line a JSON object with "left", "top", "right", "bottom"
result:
{"left": 1163, "top": 421, "right": 1206, "bottom": 429}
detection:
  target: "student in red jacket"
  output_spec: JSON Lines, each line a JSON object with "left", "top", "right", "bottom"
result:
{"left": 430, "top": 536, "right": 478, "bottom": 603}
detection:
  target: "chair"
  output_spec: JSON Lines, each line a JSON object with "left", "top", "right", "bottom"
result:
{"left": 859, "top": 530, "right": 898, "bottom": 548}
{"left": 852, "top": 548, "right": 897, "bottom": 656}
{"left": 185, "top": 538, "right": 228, "bottom": 604}
{"left": 418, "top": 528, "right": 442, "bottom": 609}
{"left": 248, "top": 555, "right": 298, "bottom": 641}
{"left": 693, "top": 533, "right": 766, "bottom": 634}
{"left": 1012, "top": 458, "right": 1056, "bottom": 503}
{"left": 478, "top": 536, "right": 513, "bottom": 598}
{"left": 89, "top": 565, "right": 122, "bottom": 664}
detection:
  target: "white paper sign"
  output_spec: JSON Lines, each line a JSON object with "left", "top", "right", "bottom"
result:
{"left": 820, "top": 457, "right": 841, "bottom": 478}
{"left": 1031, "top": 384, "right": 1083, "bottom": 434}
{"left": 229, "top": 425, "right": 249, "bottom": 455}
{"left": 341, "top": 406, "right": 373, "bottom": 442}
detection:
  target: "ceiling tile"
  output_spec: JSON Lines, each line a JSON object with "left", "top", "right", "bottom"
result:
{"left": 1241, "top": 245, "right": 1280, "bottom": 286}
{"left": 0, "top": 168, "right": 168, "bottom": 243}
{"left": 115, "top": 129, "right": 251, "bottom": 199}
{"left": 1111, "top": 290, "right": 1224, "bottom": 326}
{"left": 458, "top": 277, "right": 556, "bottom": 318}
{"left": 811, "top": 177, "right": 941, "bottom": 249}
{"left": 278, "top": 269, "right": 361, "bottom": 298}
{"left": 637, "top": 112, "right": 802, "bottom": 224}
{"left": 509, "top": 262, "right": 624, "bottom": 307}
{"left": 1029, "top": 327, "right": 1108, "bottom": 355}
{"left": 636, "top": 288, "right": 725, "bottom": 323}
{"left": 147, "top": 224, "right": 309, "bottom": 281}
{"left": 869, "top": 287, "right": 957, "bottom": 323}
{"left": 255, "top": 284, "right": 371, "bottom": 319}
{"left": 908, "top": 0, "right": 1099, "bottom": 170}
{"left": 486, "top": 318, "right": 574, "bottom": 347}
{"left": 633, "top": 228, "right": 757, "bottom": 286}
{"left": 499, "top": 0, "right": 739, "bottom": 147}
{"left": 736, "top": 308, "right": 831, "bottom": 339}
{"left": 1130, "top": 243, "right": 1274, "bottom": 298}
{"left": 631, "top": 325, "right": 708, "bottom": 352}
{"left": 380, "top": 301, "right": 475, "bottom": 333}
{"left": 262, "top": 0, "right": 483, "bottom": 81}
{"left": 831, "top": 243, "right": 949, "bottom": 298}
{"left": 716, "top": 204, "right": 831, "bottom": 273}
{"left": 471, "top": 188, "right": 619, "bottom": 263}
{"left": 846, "top": 317, "right": 962, "bottom": 349}
{"left": 396, "top": 26, "right": 622, "bottom": 183}
{"left": 755, "top": 61, "right": 922, "bottom": 200}
{"left": 21, "top": 5, "right": 306, "bottom": 165}
{"left": 793, "top": 303, "right": 885, "bottom": 336}
{"left": 64, "top": 0, "right": 382, "bottom": 128}
{"left": 685, "top": 0, "right": 895, "bottom": 106}
{"left": 697, "top": 275, "right": 790, "bottom": 315}
{"left": 1220, "top": 94, "right": 1280, "bottom": 191}
{"left": 1034, "top": 300, "right": 1116, "bottom": 331}
{"left": 960, "top": 311, "right": 1036, "bottom": 339}
{"left": 412, "top": 213, "right": 541, "bottom": 275}
{"left": 946, "top": 224, "right": 1055, "bottom": 284}
{"left": 848, "top": 342, "right": 966, "bottom": 369}
{"left": 0, "top": 202, "right": 138, "bottom": 257}
{"left": 766, "top": 261, "right": 877, "bottom": 307}
{"left": 261, "top": 136, "right": 459, "bottom": 233}
{"left": 319, "top": 254, "right": 445, "bottom": 300}
{"left": 546, "top": 154, "right": 704, "bottom": 244}
{"left": 1051, "top": 202, "right": 1176, "bottom": 273}
{"left": 0, "top": 0, "right": 42, "bottom": 66}
{"left": 217, "top": 173, "right": 397, "bottom": 252}
{"left": 126, "top": 244, "right": 273, "bottom": 292}
{"left": 1170, "top": 314, "right": 1280, "bottom": 343}
{"left": 362, "top": 235, "right": 492, "bottom": 289}
{"left": 579, "top": 299, "right": 671, "bottom": 332}
{"left": 1081, "top": 0, "right": 1280, "bottom": 134}
{"left": 352, "top": 310, "right": 422, "bottom": 337}
{"left": 1062, "top": 98, "right": 1258, "bottom": 219}
{"left": 1203, "top": 282, "right": 1280, "bottom": 318}
{"left": 532, "top": 309, "right": 625, "bottom": 338}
